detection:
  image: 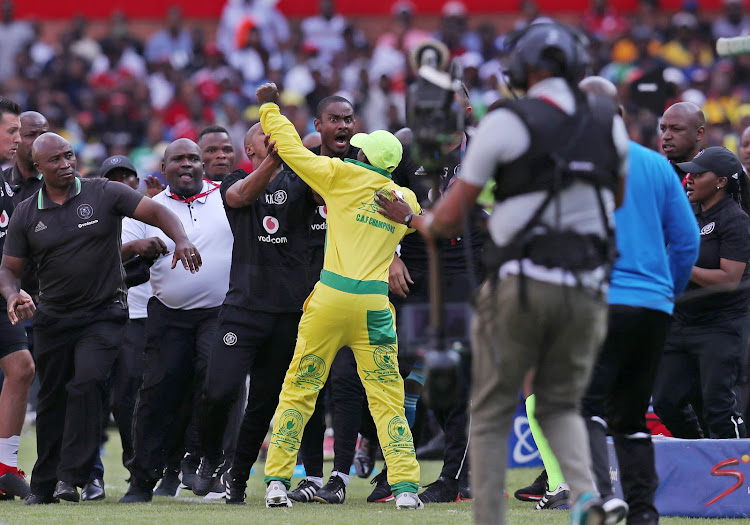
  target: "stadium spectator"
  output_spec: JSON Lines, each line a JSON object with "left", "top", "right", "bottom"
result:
{"left": 144, "top": 6, "right": 193, "bottom": 68}
{"left": 0, "top": 1, "right": 32, "bottom": 82}
{"left": 711, "top": 0, "right": 750, "bottom": 40}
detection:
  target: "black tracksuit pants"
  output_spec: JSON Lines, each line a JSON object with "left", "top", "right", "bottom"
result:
{"left": 200, "top": 305, "right": 301, "bottom": 480}
{"left": 128, "top": 299, "right": 217, "bottom": 486}
{"left": 652, "top": 314, "right": 749, "bottom": 439}
{"left": 582, "top": 305, "right": 671, "bottom": 524}
{"left": 110, "top": 318, "right": 146, "bottom": 470}
{"left": 30, "top": 306, "right": 127, "bottom": 496}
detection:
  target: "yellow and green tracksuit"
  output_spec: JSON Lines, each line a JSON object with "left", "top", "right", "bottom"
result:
{"left": 260, "top": 103, "right": 421, "bottom": 495}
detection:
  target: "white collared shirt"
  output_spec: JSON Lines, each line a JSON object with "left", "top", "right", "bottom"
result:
{"left": 122, "top": 181, "right": 233, "bottom": 310}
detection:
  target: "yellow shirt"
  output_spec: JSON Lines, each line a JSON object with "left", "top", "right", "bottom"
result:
{"left": 260, "top": 103, "right": 421, "bottom": 294}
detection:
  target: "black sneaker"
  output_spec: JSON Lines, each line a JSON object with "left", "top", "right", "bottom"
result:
{"left": 367, "top": 468, "right": 393, "bottom": 503}
{"left": 222, "top": 470, "right": 246, "bottom": 505}
{"left": 314, "top": 475, "right": 346, "bottom": 504}
{"left": 180, "top": 453, "right": 200, "bottom": 490}
{"left": 514, "top": 469, "right": 547, "bottom": 502}
{"left": 288, "top": 479, "right": 320, "bottom": 503}
{"left": 192, "top": 456, "right": 225, "bottom": 496}
{"left": 535, "top": 482, "right": 570, "bottom": 510}
{"left": 353, "top": 438, "right": 376, "bottom": 478}
{"left": 119, "top": 483, "right": 153, "bottom": 503}
{"left": 457, "top": 477, "right": 471, "bottom": 501}
{"left": 23, "top": 493, "right": 59, "bottom": 505}
{"left": 419, "top": 476, "right": 459, "bottom": 503}
{"left": 154, "top": 469, "right": 181, "bottom": 497}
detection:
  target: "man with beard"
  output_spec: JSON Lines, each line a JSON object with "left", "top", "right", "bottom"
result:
{"left": 1, "top": 133, "right": 199, "bottom": 504}
{"left": 198, "top": 126, "right": 236, "bottom": 182}
{"left": 659, "top": 102, "right": 705, "bottom": 183}
{"left": 120, "top": 138, "right": 232, "bottom": 503}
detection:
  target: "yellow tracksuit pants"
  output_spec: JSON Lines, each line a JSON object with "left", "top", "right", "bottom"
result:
{"left": 264, "top": 281, "right": 420, "bottom": 495}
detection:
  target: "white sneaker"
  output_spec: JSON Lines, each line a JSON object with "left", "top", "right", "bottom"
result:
{"left": 395, "top": 491, "right": 424, "bottom": 509}
{"left": 265, "top": 481, "right": 292, "bottom": 508}
{"left": 603, "top": 496, "right": 629, "bottom": 525}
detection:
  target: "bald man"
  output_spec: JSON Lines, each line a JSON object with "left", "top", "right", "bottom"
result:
{"left": 580, "top": 77, "right": 699, "bottom": 525}
{"left": 120, "top": 138, "right": 233, "bottom": 503}
{"left": 0, "top": 133, "right": 199, "bottom": 504}
{"left": 659, "top": 102, "right": 706, "bottom": 182}
{"left": 196, "top": 123, "right": 322, "bottom": 504}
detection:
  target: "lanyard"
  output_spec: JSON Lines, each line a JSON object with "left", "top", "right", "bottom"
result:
{"left": 168, "top": 179, "right": 220, "bottom": 204}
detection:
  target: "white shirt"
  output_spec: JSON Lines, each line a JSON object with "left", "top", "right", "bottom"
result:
{"left": 121, "top": 181, "right": 233, "bottom": 310}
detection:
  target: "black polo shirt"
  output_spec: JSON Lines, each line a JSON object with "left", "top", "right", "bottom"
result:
{"left": 220, "top": 168, "right": 317, "bottom": 312}
{"left": 675, "top": 196, "right": 750, "bottom": 325}
{"left": 393, "top": 142, "right": 486, "bottom": 276}
{"left": 4, "top": 178, "right": 143, "bottom": 318}
{"left": 5, "top": 165, "right": 47, "bottom": 296}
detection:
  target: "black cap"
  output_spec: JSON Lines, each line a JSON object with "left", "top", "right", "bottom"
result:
{"left": 100, "top": 155, "right": 137, "bottom": 180}
{"left": 676, "top": 146, "right": 745, "bottom": 181}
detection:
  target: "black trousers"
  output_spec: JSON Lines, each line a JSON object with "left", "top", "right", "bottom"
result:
{"left": 393, "top": 269, "right": 472, "bottom": 481}
{"left": 128, "top": 299, "right": 217, "bottom": 486}
{"left": 30, "top": 306, "right": 127, "bottom": 495}
{"left": 200, "top": 305, "right": 301, "bottom": 480}
{"left": 300, "top": 347, "right": 366, "bottom": 477}
{"left": 652, "top": 314, "right": 749, "bottom": 439}
{"left": 110, "top": 318, "right": 146, "bottom": 470}
{"left": 581, "top": 305, "right": 670, "bottom": 523}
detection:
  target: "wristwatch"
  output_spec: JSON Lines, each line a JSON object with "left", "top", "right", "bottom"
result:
{"left": 404, "top": 212, "right": 415, "bottom": 227}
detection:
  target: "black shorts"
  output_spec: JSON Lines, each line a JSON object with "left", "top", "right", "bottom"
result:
{"left": 0, "top": 301, "right": 30, "bottom": 360}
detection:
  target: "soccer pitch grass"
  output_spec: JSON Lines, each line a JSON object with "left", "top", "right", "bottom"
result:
{"left": 1, "top": 427, "right": 747, "bottom": 525}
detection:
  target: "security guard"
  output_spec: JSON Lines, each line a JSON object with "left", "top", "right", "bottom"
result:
{"left": 256, "top": 82, "right": 424, "bottom": 510}
{"left": 376, "top": 21, "right": 629, "bottom": 525}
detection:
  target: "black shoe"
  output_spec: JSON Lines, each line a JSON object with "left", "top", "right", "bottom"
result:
{"left": 535, "top": 482, "right": 570, "bottom": 510}
{"left": 154, "top": 469, "right": 181, "bottom": 497}
{"left": 53, "top": 480, "right": 79, "bottom": 502}
{"left": 514, "top": 469, "right": 547, "bottom": 502}
{"left": 0, "top": 467, "right": 30, "bottom": 499}
{"left": 119, "top": 483, "right": 153, "bottom": 503}
{"left": 180, "top": 453, "right": 200, "bottom": 490}
{"left": 288, "top": 478, "right": 319, "bottom": 503}
{"left": 314, "top": 475, "right": 346, "bottom": 504}
{"left": 457, "top": 477, "right": 471, "bottom": 501}
{"left": 81, "top": 478, "right": 106, "bottom": 501}
{"left": 192, "top": 455, "right": 225, "bottom": 496}
{"left": 353, "top": 438, "right": 376, "bottom": 478}
{"left": 204, "top": 475, "right": 226, "bottom": 499}
{"left": 419, "top": 476, "right": 459, "bottom": 503}
{"left": 222, "top": 470, "right": 246, "bottom": 505}
{"left": 0, "top": 491, "right": 14, "bottom": 500}
{"left": 24, "top": 492, "right": 59, "bottom": 505}
{"left": 367, "top": 468, "right": 393, "bottom": 503}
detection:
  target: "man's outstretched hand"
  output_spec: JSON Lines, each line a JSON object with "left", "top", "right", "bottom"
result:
{"left": 256, "top": 83, "right": 281, "bottom": 106}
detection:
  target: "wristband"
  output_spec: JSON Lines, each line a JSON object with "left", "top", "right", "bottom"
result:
{"left": 404, "top": 212, "right": 415, "bottom": 227}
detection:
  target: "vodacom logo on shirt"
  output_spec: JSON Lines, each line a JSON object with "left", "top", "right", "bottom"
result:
{"left": 259, "top": 215, "right": 287, "bottom": 244}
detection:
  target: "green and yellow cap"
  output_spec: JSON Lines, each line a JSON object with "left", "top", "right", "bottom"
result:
{"left": 350, "top": 130, "right": 403, "bottom": 173}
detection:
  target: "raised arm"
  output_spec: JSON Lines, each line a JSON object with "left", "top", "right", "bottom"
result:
{"left": 226, "top": 136, "right": 282, "bottom": 208}
{"left": 131, "top": 198, "right": 201, "bottom": 273}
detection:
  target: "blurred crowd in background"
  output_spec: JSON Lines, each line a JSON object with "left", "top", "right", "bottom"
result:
{"left": 2, "top": 0, "right": 750, "bottom": 180}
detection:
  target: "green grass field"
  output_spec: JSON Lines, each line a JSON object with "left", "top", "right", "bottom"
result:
{"left": 1, "top": 427, "right": 748, "bottom": 524}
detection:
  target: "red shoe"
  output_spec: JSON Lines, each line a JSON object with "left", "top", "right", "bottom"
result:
{"left": 0, "top": 462, "right": 30, "bottom": 499}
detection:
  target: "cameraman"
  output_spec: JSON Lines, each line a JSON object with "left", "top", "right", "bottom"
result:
{"left": 376, "top": 21, "right": 628, "bottom": 525}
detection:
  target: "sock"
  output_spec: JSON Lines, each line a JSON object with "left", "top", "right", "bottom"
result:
{"left": 305, "top": 476, "right": 323, "bottom": 489}
{"left": 331, "top": 471, "right": 349, "bottom": 486}
{"left": 0, "top": 436, "right": 20, "bottom": 468}
{"left": 525, "top": 395, "right": 565, "bottom": 491}
{"left": 404, "top": 393, "right": 419, "bottom": 428}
